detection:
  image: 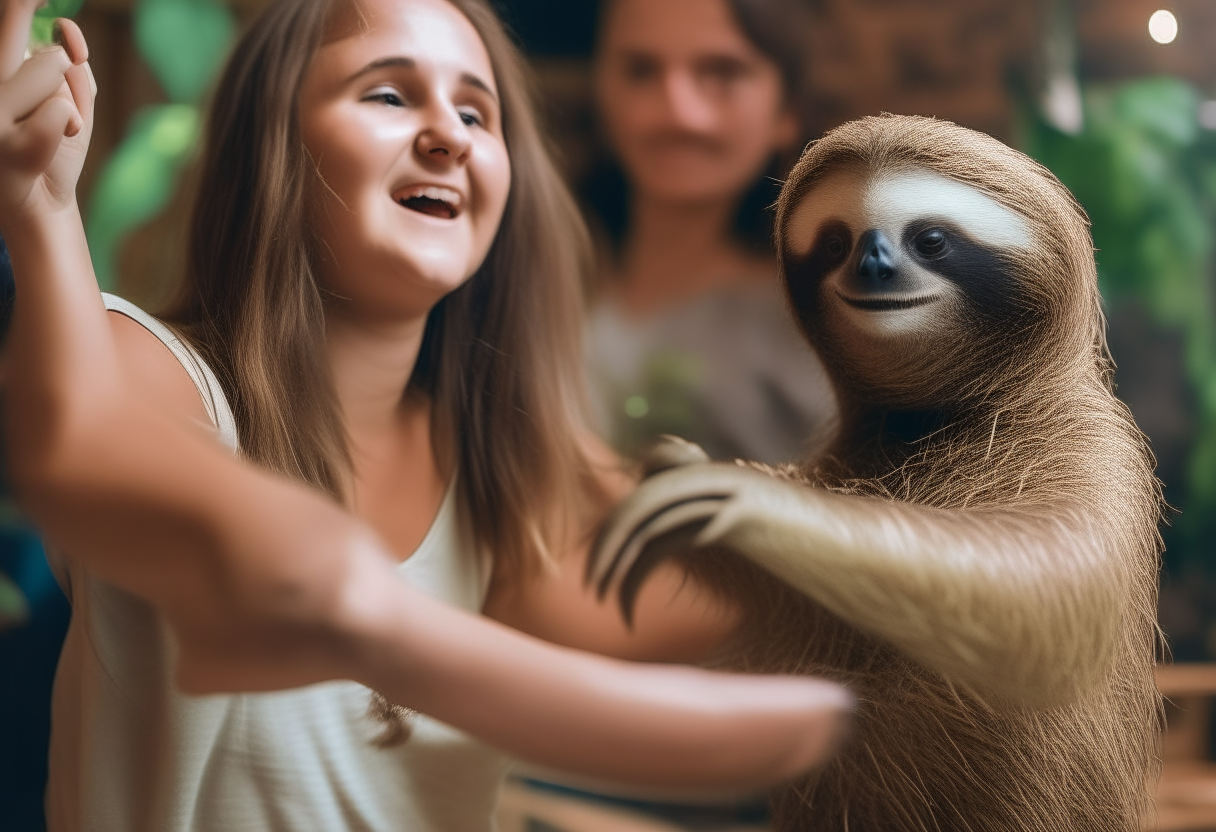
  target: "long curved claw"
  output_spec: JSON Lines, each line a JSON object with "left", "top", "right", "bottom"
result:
{"left": 638, "top": 435, "right": 710, "bottom": 477}
{"left": 616, "top": 517, "right": 713, "bottom": 627}
{"left": 588, "top": 463, "right": 767, "bottom": 620}
{"left": 598, "top": 495, "right": 727, "bottom": 615}
{"left": 589, "top": 491, "right": 729, "bottom": 598}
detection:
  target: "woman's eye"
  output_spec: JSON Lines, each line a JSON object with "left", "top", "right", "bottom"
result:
{"left": 622, "top": 56, "right": 659, "bottom": 84}
{"left": 698, "top": 57, "right": 748, "bottom": 87}
{"left": 364, "top": 88, "right": 405, "bottom": 107}
{"left": 458, "top": 109, "right": 483, "bottom": 128}
{"left": 914, "top": 229, "right": 948, "bottom": 258}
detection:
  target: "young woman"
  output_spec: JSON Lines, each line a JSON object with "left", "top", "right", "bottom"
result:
{"left": 0, "top": 0, "right": 850, "bottom": 830}
{"left": 584, "top": 0, "right": 836, "bottom": 464}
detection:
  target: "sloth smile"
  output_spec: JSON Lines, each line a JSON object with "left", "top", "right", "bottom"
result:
{"left": 394, "top": 185, "right": 464, "bottom": 220}
{"left": 836, "top": 291, "right": 940, "bottom": 311}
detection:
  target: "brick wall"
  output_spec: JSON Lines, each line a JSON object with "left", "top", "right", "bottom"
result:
{"left": 800, "top": 0, "right": 1038, "bottom": 142}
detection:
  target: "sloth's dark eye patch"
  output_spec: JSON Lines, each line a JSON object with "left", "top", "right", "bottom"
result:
{"left": 815, "top": 221, "right": 853, "bottom": 268}
{"left": 783, "top": 220, "right": 853, "bottom": 331}
{"left": 914, "top": 228, "right": 948, "bottom": 259}
{"left": 903, "top": 219, "right": 1025, "bottom": 323}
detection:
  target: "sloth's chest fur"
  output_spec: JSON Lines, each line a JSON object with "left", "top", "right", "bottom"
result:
{"left": 721, "top": 578, "right": 1159, "bottom": 832}
{"left": 707, "top": 424, "right": 1162, "bottom": 832}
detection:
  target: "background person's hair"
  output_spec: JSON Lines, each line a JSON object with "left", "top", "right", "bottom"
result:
{"left": 165, "top": 0, "right": 601, "bottom": 580}
{"left": 584, "top": 0, "right": 815, "bottom": 260}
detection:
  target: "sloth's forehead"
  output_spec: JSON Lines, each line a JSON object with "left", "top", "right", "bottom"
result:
{"left": 785, "top": 167, "right": 1033, "bottom": 257}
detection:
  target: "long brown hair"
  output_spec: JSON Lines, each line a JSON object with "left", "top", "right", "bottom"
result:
{"left": 165, "top": 0, "right": 600, "bottom": 579}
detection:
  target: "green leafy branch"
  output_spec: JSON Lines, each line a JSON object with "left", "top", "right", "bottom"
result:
{"left": 1023, "top": 77, "right": 1216, "bottom": 560}
{"left": 86, "top": 0, "right": 236, "bottom": 289}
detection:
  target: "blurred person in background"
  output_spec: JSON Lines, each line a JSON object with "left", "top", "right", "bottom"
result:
{"left": 517, "top": 1, "right": 834, "bottom": 827}
{"left": 583, "top": 0, "right": 835, "bottom": 466}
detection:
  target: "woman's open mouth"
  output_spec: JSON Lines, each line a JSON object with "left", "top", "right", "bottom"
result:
{"left": 395, "top": 185, "right": 463, "bottom": 220}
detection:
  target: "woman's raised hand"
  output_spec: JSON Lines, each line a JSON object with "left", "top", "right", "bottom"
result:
{"left": 0, "top": 0, "right": 92, "bottom": 229}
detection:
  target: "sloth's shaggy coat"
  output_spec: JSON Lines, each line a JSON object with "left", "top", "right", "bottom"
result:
{"left": 595, "top": 115, "right": 1164, "bottom": 831}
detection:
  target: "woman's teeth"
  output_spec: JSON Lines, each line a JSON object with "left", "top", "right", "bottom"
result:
{"left": 397, "top": 186, "right": 462, "bottom": 219}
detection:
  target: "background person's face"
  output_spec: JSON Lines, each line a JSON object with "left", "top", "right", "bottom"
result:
{"left": 596, "top": 0, "right": 797, "bottom": 207}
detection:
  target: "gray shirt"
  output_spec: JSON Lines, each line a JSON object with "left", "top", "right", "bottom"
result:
{"left": 585, "top": 280, "right": 836, "bottom": 465}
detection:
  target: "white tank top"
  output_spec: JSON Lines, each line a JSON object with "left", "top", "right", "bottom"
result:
{"left": 44, "top": 294, "right": 509, "bottom": 832}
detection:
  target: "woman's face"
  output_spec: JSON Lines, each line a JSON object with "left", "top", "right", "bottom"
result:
{"left": 299, "top": 0, "right": 511, "bottom": 321}
{"left": 596, "top": 0, "right": 796, "bottom": 207}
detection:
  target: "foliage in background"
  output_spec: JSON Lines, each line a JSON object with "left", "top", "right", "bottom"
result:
{"left": 30, "top": 0, "right": 85, "bottom": 46}
{"left": 1022, "top": 77, "right": 1216, "bottom": 563}
{"left": 86, "top": 0, "right": 235, "bottom": 289}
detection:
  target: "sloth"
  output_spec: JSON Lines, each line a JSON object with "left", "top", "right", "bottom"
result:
{"left": 589, "top": 115, "right": 1164, "bottom": 831}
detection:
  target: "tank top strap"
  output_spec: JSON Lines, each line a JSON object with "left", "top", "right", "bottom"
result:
{"left": 102, "top": 292, "right": 240, "bottom": 452}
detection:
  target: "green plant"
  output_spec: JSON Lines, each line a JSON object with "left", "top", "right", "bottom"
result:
{"left": 86, "top": 0, "right": 235, "bottom": 289}
{"left": 0, "top": 498, "right": 29, "bottom": 631}
{"left": 30, "top": 0, "right": 85, "bottom": 45}
{"left": 1022, "top": 76, "right": 1216, "bottom": 562}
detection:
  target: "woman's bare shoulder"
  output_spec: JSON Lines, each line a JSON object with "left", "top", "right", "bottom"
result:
{"left": 107, "top": 309, "right": 213, "bottom": 434}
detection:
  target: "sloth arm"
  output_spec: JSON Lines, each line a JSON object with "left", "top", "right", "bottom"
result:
{"left": 592, "top": 463, "right": 1132, "bottom": 709}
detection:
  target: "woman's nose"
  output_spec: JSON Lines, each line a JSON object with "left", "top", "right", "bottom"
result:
{"left": 415, "top": 107, "right": 472, "bottom": 164}
{"left": 661, "top": 69, "right": 715, "bottom": 132}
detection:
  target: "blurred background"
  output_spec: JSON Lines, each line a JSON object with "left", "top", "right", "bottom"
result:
{"left": 3, "top": 0, "right": 1216, "bottom": 830}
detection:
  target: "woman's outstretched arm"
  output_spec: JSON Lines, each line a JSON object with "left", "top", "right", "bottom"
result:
{"left": 0, "top": 1, "right": 849, "bottom": 789}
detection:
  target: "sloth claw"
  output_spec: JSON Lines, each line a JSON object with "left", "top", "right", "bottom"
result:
{"left": 638, "top": 435, "right": 711, "bottom": 477}
{"left": 589, "top": 462, "right": 763, "bottom": 627}
{"left": 595, "top": 496, "right": 729, "bottom": 624}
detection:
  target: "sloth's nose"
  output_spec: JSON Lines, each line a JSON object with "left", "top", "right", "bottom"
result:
{"left": 856, "top": 229, "right": 896, "bottom": 287}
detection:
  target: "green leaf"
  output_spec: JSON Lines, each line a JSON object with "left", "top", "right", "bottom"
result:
{"left": 85, "top": 104, "right": 200, "bottom": 289}
{"left": 1025, "top": 75, "right": 1216, "bottom": 566}
{"left": 0, "top": 571, "right": 29, "bottom": 632}
{"left": 135, "top": 0, "right": 235, "bottom": 104}
{"left": 36, "top": 0, "right": 86, "bottom": 19}
{"left": 1111, "top": 77, "right": 1199, "bottom": 147}
{"left": 30, "top": 0, "right": 85, "bottom": 45}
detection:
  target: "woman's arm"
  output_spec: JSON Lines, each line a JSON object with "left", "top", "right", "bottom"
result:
{"left": 485, "top": 433, "right": 744, "bottom": 664}
{"left": 0, "top": 3, "right": 850, "bottom": 788}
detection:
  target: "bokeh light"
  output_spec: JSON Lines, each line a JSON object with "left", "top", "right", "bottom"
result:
{"left": 1148, "top": 9, "right": 1179, "bottom": 44}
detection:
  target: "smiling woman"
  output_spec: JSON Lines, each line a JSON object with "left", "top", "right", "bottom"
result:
{"left": 0, "top": 0, "right": 854, "bottom": 829}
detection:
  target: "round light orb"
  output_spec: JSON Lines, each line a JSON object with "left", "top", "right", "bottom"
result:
{"left": 1149, "top": 10, "right": 1178, "bottom": 44}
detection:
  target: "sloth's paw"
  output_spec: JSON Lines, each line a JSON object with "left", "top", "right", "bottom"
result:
{"left": 588, "top": 461, "right": 775, "bottom": 624}
{"left": 637, "top": 435, "right": 710, "bottom": 477}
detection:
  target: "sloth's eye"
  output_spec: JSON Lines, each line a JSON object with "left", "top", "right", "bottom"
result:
{"left": 914, "top": 229, "right": 948, "bottom": 258}
{"left": 826, "top": 235, "right": 846, "bottom": 258}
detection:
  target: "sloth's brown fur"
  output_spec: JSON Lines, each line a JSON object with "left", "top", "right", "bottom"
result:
{"left": 616, "top": 115, "right": 1165, "bottom": 831}
{"left": 763, "top": 115, "right": 1163, "bottom": 831}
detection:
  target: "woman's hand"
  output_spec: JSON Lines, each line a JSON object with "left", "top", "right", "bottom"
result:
{"left": 0, "top": 0, "right": 93, "bottom": 229}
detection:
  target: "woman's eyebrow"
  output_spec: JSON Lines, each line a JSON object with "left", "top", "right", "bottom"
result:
{"left": 347, "top": 56, "right": 499, "bottom": 104}
{"left": 459, "top": 72, "right": 499, "bottom": 104}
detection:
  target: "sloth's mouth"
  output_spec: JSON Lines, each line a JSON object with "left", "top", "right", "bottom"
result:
{"left": 837, "top": 291, "right": 940, "bottom": 311}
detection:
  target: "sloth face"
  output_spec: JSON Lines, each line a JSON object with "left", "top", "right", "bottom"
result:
{"left": 782, "top": 165, "right": 1033, "bottom": 403}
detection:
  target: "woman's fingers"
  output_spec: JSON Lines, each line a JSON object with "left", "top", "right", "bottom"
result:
{"left": 63, "top": 60, "right": 92, "bottom": 139}
{"left": 0, "top": 45, "right": 74, "bottom": 126}
{"left": 3, "top": 92, "right": 73, "bottom": 176}
{"left": 57, "top": 20, "right": 91, "bottom": 139}
{"left": 55, "top": 18, "right": 88, "bottom": 66}
{"left": 0, "top": 0, "right": 41, "bottom": 82}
